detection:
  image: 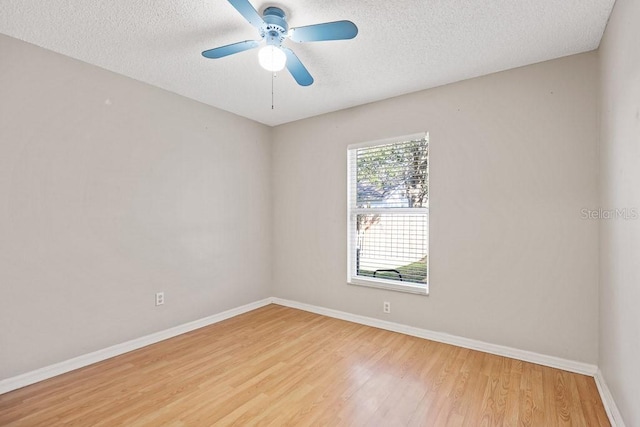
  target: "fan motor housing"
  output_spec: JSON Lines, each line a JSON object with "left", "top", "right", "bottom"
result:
{"left": 261, "top": 6, "right": 288, "bottom": 46}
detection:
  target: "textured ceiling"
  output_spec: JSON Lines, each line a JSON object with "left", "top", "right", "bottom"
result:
{"left": 0, "top": 0, "right": 615, "bottom": 126}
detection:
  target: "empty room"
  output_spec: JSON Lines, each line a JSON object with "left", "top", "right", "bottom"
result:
{"left": 0, "top": 0, "right": 638, "bottom": 425}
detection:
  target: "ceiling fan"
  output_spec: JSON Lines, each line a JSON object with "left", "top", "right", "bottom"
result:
{"left": 202, "top": 0, "right": 358, "bottom": 86}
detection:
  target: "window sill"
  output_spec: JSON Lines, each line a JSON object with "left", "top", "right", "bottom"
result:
{"left": 348, "top": 277, "right": 429, "bottom": 295}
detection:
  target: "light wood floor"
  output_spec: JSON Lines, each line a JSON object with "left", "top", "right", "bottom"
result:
{"left": 0, "top": 304, "right": 609, "bottom": 426}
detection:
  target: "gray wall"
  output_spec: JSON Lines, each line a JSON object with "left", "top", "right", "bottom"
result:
{"left": 0, "top": 35, "right": 272, "bottom": 379}
{"left": 1, "top": 32, "right": 605, "bottom": 383}
{"left": 599, "top": 0, "right": 640, "bottom": 424}
{"left": 272, "top": 53, "right": 600, "bottom": 364}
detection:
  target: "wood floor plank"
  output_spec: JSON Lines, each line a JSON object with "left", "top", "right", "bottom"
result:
{"left": 0, "top": 305, "right": 610, "bottom": 426}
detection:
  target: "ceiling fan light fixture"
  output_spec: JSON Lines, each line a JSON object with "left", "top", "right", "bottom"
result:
{"left": 202, "top": 0, "right": 357, "bottom": 86}
{"left": 258, "top": 45, "right": 287, "bottom": 72}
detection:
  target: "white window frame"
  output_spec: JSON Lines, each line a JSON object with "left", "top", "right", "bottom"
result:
{"left": 347, "top": 132, "right": 429, "bottom": 295}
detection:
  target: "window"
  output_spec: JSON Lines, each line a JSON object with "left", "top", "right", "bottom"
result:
{"left": 347, "top": 133, "right": 429, "bottom": 295}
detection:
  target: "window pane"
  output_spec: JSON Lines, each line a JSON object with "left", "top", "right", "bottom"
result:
{"left": 356, "top": 139, "right": 428, "bottom": 209}
{"left": 356, "top": 213, "right": 428, "bottom": 284}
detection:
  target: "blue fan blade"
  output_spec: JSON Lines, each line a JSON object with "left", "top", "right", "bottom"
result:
{"left": 202, "top": 40, "right": 260, "bottom": 59}
{"left": 289, "top": 20, "right": 358, "bottom": 43}
{"left": 228, "top": 0, "right": 265, "bottom": 29}
{"left": 283, "top": 48, "right": 314, "bottom": 86}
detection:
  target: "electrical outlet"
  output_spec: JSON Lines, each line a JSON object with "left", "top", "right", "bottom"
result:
{"left": 155, "top": 292, "right": 165, "bottom": 306}
{"left": 383, "top": 301, "right": 391, "bottom": 313}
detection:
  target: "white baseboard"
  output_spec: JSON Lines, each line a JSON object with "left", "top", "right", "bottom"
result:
{"left": 270, "top": 297, "right": 598, "bottom": 376}
{"left": 594, "top": 369, "right": 626, "bottom": 427}
{"left": 0, "top": 298, "right": 272, "bottom": 395}
{"left": 2, "top": 296, "right": 620, "bottom": 427}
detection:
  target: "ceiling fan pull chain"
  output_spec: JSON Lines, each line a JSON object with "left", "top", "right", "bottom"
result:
{"left": 271, "top": 72, "right": 275, "bottom": 110}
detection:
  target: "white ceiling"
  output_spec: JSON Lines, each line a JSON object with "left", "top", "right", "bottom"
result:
{"left": 0, "top": 0, "right": 615, "bottom": 126}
